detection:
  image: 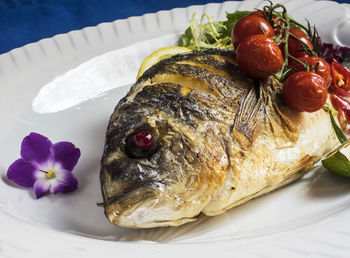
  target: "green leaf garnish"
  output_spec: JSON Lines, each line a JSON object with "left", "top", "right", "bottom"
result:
{"left": 179, "top": 11, "right": 250, "bottom": 50}
{"left": 322, "top": 104, "right": 350, "bottom": 178}
{"left": 329, "top": 111, "right": 347, "bottom": 144}
{"left": 179, "top": 10, "right": 308, "bottom": 51}
{"left": 322, "top": 140, "right": 350, "bottom": 178}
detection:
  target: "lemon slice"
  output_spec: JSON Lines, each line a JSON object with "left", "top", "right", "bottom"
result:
{"left": 137, "top": 46, "right": 190, "bottom": 79}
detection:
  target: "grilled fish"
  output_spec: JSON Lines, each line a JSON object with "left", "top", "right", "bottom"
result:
{"left": 100, "top": 49, "right": 338, "bottom": 228}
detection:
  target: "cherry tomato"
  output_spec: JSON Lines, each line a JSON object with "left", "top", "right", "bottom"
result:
{"left": 236, "top": 34, "right": 283, "bottom": 79}
{"left": 330, "top": 61, "right": 350, "bottom": 91}
{"left": 282, "top": 71, "right": 328, "bottom": 112}
{"left": 249, "top": 10, "right": 265, "bottom": 18}
{"left": 289, "top": 56, "right": 331, "bottom": 87}
{"left": 249, "top": 11, "right": 283, "bottom": 35}
{"left": 272, "top": 18, "right": 284, "bottom": 35}
{"left": 232, "top": 15, "right": 275, "bottom": 49}
{"left": 287, "top": 28, "right": 313, "bottom": 58}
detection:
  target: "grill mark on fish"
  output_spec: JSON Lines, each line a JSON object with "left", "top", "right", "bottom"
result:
{"left": 107, "top": 83, "right": 209, "bottom": 138}
{"left": 133, "top": 83, "right": 207, "bottom": 123}
{"left": 176, "top": 54, "right": 238, "bottom": 77}
{"left": 137, "top": 48, "right": 236, "bottom": 83}
{"left": 176, "top": 60, "right": 232, "bottom": 79}
{"left": 150, "top": 72, "right": 221, "bottom": 98}
{"left": 128, "top": 48, "right": 252, "bottom": 108}
{"left": 212, "top": 55, "right": 237, "bottom": 66}
{"left": 150, "top": 63, "right": 251, "bottom": 102}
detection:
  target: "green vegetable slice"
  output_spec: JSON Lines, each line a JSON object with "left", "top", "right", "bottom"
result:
{"left": 329, "top": 111, "right": 347, "bottom": 144}
{"left": 321, "top": 105, "right": 350, "bottom": 177}
{"left": 322, "top": 140, "right": 350, "bottom": 178}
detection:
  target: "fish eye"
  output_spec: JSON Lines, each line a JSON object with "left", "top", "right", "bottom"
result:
{"left": 125, "top": 130, "right": 158, "bottom": 159}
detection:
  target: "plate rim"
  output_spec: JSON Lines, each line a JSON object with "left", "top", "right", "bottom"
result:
{"left": 1, "top": 0, "right": 350, "bottom": 257}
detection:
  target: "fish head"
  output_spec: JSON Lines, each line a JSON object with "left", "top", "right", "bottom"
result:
{"left": 100, "top": 84, "right": 228, "bottom": 228}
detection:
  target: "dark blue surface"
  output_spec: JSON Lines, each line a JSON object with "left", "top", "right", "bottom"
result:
{"left": 0, "top": 0, "right": 349, "bottom": 54}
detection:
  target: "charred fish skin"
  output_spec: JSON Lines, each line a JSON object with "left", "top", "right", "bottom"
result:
{"left": 100, "top": 49, "right": 338, "bottom": 228}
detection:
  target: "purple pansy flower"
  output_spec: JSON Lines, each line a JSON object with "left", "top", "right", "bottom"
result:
{"left": 7, "top": 133, "right": 80, "bottom": 199}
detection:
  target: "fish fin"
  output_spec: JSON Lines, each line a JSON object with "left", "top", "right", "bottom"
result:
{"left": 204, "top": 155, "right": 318, "bottom": 216}
{"left": 232, "top": 84, "right": 263, "bottom": 147}
{"left": 281, "top": 155, "right": 319, "bottom": 178}
{"left": 260, "top": 76, "right": 299, "bottom": 148}
{"left": 231, "top": 76, "right": 299, "bottom": 149}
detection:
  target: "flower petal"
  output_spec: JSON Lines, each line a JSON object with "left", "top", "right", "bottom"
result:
{"left": 52, "top": 142, "right": 81, "bottom": 171}
{"left": 33, "top": 179, "right": 51, "bottom": 199}
{"left": 21, "top": 133, "right": 52, "bottom": 164}
{"left": 51, "top": 170, "right": 78, "bottom": 194}
{"left": 7, "top": 158, "right": 37, "bottom": 187}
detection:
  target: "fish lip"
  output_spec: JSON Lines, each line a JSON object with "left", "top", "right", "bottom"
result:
{"left": 108, "top": 185, "right": 156, "bottom": 205}
{"left": 104, "top": 183, "right": 162, "bottom": 219}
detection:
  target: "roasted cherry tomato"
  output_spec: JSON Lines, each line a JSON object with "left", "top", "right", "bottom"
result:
{"left": 330, "top": 61, "right": 350, "bottom": 91}
{"left": 249, "top": 10, "right": 265, "bottom": 18}
{"left": 289, "top": 56, "right": 331, "bottom": 87}
{"left": 282, "top": 71, "right": 328, "bottom": 112}
{"left": 249, "top": 11, "right": 283, "bottom": 35}
{"left": 272, "top": 19, "right": 284, "bottom": 35}
{"left": 286, "top": 28, "right": 313, "bottom": 58}
{"left": 236, "top": 34, "right": 283, "bottom": 79}
{"left": 232, "top": 15, "right": 275, "bottom": 49}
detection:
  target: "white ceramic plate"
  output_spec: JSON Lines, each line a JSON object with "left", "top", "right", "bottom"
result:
{"left": 1, "top": 0, "right": 350, "bottom": 257}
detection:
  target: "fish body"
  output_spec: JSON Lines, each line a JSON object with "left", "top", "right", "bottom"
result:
{"left": 100, "top": 49, "right": 338, "bottom": 228}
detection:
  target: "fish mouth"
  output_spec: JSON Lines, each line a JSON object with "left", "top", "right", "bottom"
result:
{"left": 104, "top": 182, "right": 199, "bottom": 228}
{"left": 104, "top": 183, "right": 161, "bottom": 226}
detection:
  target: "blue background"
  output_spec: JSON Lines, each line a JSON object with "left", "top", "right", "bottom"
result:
{"left": 0, "top": 0, "right": 348, "bottom": 55}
